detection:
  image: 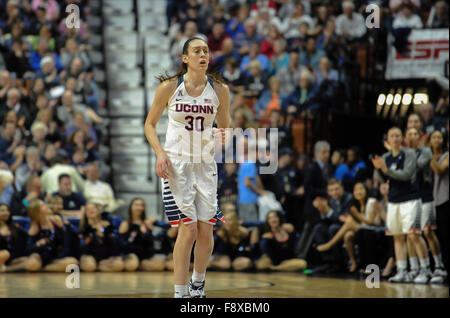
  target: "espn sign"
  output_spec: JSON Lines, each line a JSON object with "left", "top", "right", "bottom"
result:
{"left": 396, "top": 40, "right": 449, "bottom": 60}
{"left": 386, "top": 29, "right": 449, "bottom": 80}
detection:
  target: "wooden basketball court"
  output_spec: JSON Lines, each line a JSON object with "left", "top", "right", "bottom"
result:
{"left": 0, "top": 271, "right": 448, "bottom": 298}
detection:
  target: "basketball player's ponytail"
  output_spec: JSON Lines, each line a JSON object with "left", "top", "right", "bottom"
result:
{"left": 156, "top": 37, "right": 224, "bottom": 84}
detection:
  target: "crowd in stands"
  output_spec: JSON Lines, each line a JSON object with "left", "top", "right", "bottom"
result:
{"left": 1, "top": 0, "right": 449, "bottom": 286}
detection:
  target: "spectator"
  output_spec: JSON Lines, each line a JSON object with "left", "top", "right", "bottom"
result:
{"left": 260, "top": 24, "right": 281, "bottom": 60}
{"left": 212, "top": 37, "right": 241, "bottom": 73}
{"left": 426, "top": 1, "right": 449, "bottom": 28}
{"left": 277, "top": 51, "right": 304, "bottom": 95}
{"left": 267, "top": 38, "right": 289, "bottom": 76}
{"left": 78, "top": 202, "right": 123, "bottom": 272}
{"left": 209, "top": 210, "right": 253, "bottom": 271}
{"left": 335, "top": 1, "right": 367, "bottom": 41}
{"left": 237, "top": 138, "right": 265, "bottom": 222}
{"left": 234, "top": 18, "right": 263, "bottom": 56}
{"left": 4, "top": 39, "right": 30, "bottom": 78}
{"left": 218, "top": 162, "right": 238, "bottom": 206}
{"left": 282, "top": 2, "right": 314, "bottom": 39}
{"left": 40, "top": 155, "right": 85, "bottom": 195}
{"left": 14, "top": 146, "right": 46, "bottom": 188}
{"left": 225, "top": 4, "right": 248, "bottom": 41}
{"left": 65, "top": 129, "right": 98, "bottom": 163}
{"left": 254, "top": 76, "right": 285, "bottom": 119}
{"left": 316, "top": 56, "right": 339, "bottom": 86}
{"left": 10, "top": 175, "right": 46, "bottom": 217}
{"left": 31, "top": 0, "right": 60, "bottom": 23}
{"left": 300, "top": 37, "right": 326, "bottom": 72}
{"left": 36, "top": 55, "right": 60, "bottom": 89}
{"left": 52, "top": 173, "right": 86, "bottom": 218}
{"left": 60, "top": 38, "right": 91, "bottom": 71}
{"left": 56, "top": 90, "right": 101, "bottom": 129}
{"left": 0, "top": 88, "right": 31, "bottom": 130}
{"left": 317, "top": 182, "right": 377, "bottom": 272}
{"left": 282, "top": 70, "right": 320, "bottom": 118}
{"left": 406, "top": 112, "right": 428, "bottom": 146}
{"left": 29, "top": 121, "right": 48, "bottom": 155}
{"left": 83, "top": 163, "right": 124, "bottom": 214}
{"left": 254, "top": 210, "right": 307, "bottom": 271}
{"left": 313, "top": 178, "right": 352, "bottom": 272}
{"left": 392, "top": 3, "right": 423, "bottom": 29}
{"left": 0, "top": 164, "right": 16, "bottom": 205}
{"left": 118, "top": 198, "right": 165, "bottom": 272}
{"left": 240, "top": 41, "right": 269, "bottom": 77}
{"left": 419, "top": 103, "right": 441, "bottom": 135}
{"left": 331, "top": 148, "right": 347, "bottom": 176}
{"left": 287, "top": 21, "right": 310, "bottom": 52}
{"left": 29, "top": 37, "right": 62, "bottom": 72}
{"left": 243, "top": 60, "right": 269, "bottom": 99}
{"left": 207, "top": 22, "right": 229, "bottom": 60}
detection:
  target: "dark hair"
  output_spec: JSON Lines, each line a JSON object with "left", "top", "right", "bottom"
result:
{"left": 351, "top": 182, "right": 369, "bottom": 212}
{"left": 127, "top": 197, "right": 146, "bottom": 226}
{"left": 0, "top": 203, "right": 18, "bottom": 237}
{"left": 430, "top": 130, "right": 449, "bottom": 153}
{"left": 156, "top": 37, "right": 224, "bottom": 84}
{"left": 262, "top": 210, "right": 285, "bottom": 234}
{"left": 58, "top": 173, "right": 71, "bottom": 183}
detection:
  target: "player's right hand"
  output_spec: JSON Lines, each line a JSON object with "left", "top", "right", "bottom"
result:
{"left": 156, "top": 152, "right": 172, "bottom": 179}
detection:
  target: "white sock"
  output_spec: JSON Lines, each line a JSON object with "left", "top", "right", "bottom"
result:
{"left": 409, "top": 257, "right": 419, "bottom": 271}
{"left": 174, "top": 285, "right": 188, "bottom": 297}
{"left": 397, "top": 260, "right": 407, "bottom": 272}
{"left": 419, "top": 257, "right": 430, "bottom": 270}
{"left": 192, "top": 270, "right": 205, "bottom": 284}
{"left": 433, "top": 254, "right": 444, "bottom": 268}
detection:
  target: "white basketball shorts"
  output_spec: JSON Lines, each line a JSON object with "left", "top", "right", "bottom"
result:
{"left": 161, "top": 159, "right": 224, "bottom": 227}
{"left": 420, "top": 201, "right": 437, "bottom": 231}
{"left": 385, "top": 199, "right": 421, "bottom": 236}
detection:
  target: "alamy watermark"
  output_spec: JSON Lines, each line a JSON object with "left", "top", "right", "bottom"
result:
{"left": 65, "top": 264, "right": 80, "bottom": 289}
{"left": 65, "top": 4, "right": 80, "bottom": 29}
{"left": 365, "top": 264, "right": 380, "bottom": 288}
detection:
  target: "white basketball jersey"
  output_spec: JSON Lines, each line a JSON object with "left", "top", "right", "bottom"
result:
{"left": 164, "top": 74, "right": 220, "bottom": 162}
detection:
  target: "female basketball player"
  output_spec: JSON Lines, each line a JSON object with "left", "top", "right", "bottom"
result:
{"left": 144, "top": 37, "right": 230, "bottom": 298}
{"left": 404, "top": 127, "right": 437, "bottom": 284}
{"left": 372, "top": 127, "right": 422, "bottom": 283}
{"left": 118, "top": 198, "right": 165, "bottom": 272}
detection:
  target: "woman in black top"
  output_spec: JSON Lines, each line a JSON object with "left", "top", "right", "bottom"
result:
{"left": 118, "top": 198, "right": 165, "bottom": 272}
{"left": 0, "top": 203, "right": 28, "bottom": 271}
{"left": 79, "top": 202, "right": 123, "bottom": 272}
{"left": 255, "top": 211, "right": 306, "bottom": 271}
{"left": 24, "top": 200, "right": 78, "bottom": 272}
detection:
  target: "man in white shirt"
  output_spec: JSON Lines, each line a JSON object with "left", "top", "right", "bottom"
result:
{"left": 392, "top": 3, "right": 423, "bottom": 29}
{"left": 40, "top": 156, "right": 85, "bottom": 194}
{"left": 335, "top": 1, "right": 367, "bottom": 40}
{"left": 83, "top": 163, "right": 124, "bottom": 213}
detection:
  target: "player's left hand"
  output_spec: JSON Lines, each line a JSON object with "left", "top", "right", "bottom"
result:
{"left": 213, "top": 127, "right": 226, "bottom": 145}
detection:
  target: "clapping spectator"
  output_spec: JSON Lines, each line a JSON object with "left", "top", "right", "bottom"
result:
{"left": 335, "top": 1, "right": 367, "bottom": 41}
{"left": 14, "top": 146, "right": 46, "bottom": 188}
{"left": 243, "top": 60, "right": 269, "bottom": 99}
{"left": 10, "top": 175, "right": 46, "bottom": 217}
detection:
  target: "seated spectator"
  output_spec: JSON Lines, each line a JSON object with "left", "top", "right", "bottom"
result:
{"left": 282, "top": 70, "right": 320, "bottom": 118}
{"left": 65, "top": 129, "right": 99, "bottom": 163}
{"left": 277, "top": 51, "right": 304, "bottom": 96}
{"left": 221, "top": 58, "right": 245, "bottom": 95}
{"left": 392, "top": 3, "right": 423, "bottom": 29}
{"left": 14, "top": 146, "right": 46, "bottom": 188}
{"left": 299, "top": 37, "right": 326, "bottom": 72}
{"left": 311, "top": 5, "right": 330, "bottom": 37}
{"left": 29, "top": 2, "right": 59, "bottom": 38}
{"left": 312, "top": 178, "right": 352, "bottom": 271}
{"left": 234, "top": 18, "right": 263, "bottom": 56}
{"left": 0, "top": 121, "right": 20, "bottom": 166}
{"left": 0, "top": 88, "right": 32, "bottom": 130}
{"left": 66, "top": 111, "right": 98, "bottom": 147}
{"left": 405, "top": 112, "right": 428, "bottom": 146}
{"left": 4, "top": 39, "right": 31, "bottom": 78}
{"left": 207, "top": 22, "right": 229, "bottom": 60}
{"left": 336, "top": 146, "right": 367, "bottom": 191}
{"left": 52, "top": 173, "right": 86, "bottom": 218}
{"left": 0, "top": 202, "right": 28, "bottom": 272}
{"left": 60, "top": 38, "right": 92, "bottom": 72}
{"left": 29, "top": 121, "right": 48, "bottom": 155}
{"left": 218, "top": 163, "right": 238, "bottom": 206}
{"left": 40, "top": 155, "right": 85, "bottom": 197}
{"left": 118, "top": 198, "right": 165, "bottom": 272}
{"left": 78, "top": 202, "right": 123, "bottom": 272}
{"left": 260, "top": 24, "right": 281, "bottom": 60}
{"left": 335, "top": 1, "right": 367, "bottom": 41}
{"left": 254, "top": 76, "right": 285, "bottom": 119}
{"left": 209, "top": 210, "right": 253, "bottom": 271}
{"left": 317, "top": 182, "right": 377, "bottom": 272}
{"left": 70, "top": 147, "right": 90, "bottom": 175}
{"left": 0, "top": 71, "right": 11, "bottom": 102}
{"left": 36, "top": 55, "right": 60, "bottom": 89}
{"left": 240, "top": 41, "right": 269, "bottom": 77}
{"left": 434, "top": 91, "right": 449, "bottom": 130}
{"left": 265, "top": 109, "right": 292, "bottom": 150}
{"left": 331, "top": 148, "right": 346, "bottom": 176}
{"left": 316, "top": 56, "right": 339, "bottom": 86}
{"left": 20, "top": 199, "right": 78, "bottom": 272}
{"left": 243, "top": 60, "right": 269, "bottom": 99}
{"left": 170, "top": 20, "right": 207, "bottom": 65}
{"left": 419, "top": 102, "right": 444, "bottom": 135}
{"left": 1, "top": 110, "right": 23, "bottom": 143}
{"left": 225, "top": 4, "right": 247, "bottom": 41}
{"left": 29, "top": 37, "right": 62, "bottom": 72}
{"left": 56, "top": 90, "right": 101, "bottom": 129}
{"left": 10, "top": 175, "right": 46, "bottom": 217}
{"left": 426, "top": 1, "right": 449, "bottom": 28}
{"left": 0, "top": 165, "right": 17, "bottom": 206}
{"left": 282, "top": 2, "right": 314, "bottom": 39}
{"left": 254, "top": 210, "right": 307, "bottom": 271}
{"left": 83, "top": 163, "right": 124, "bottom": 214}
{"left": 267, "top": 38, "right": 289, "bottom": 76}
{"left": 212, "top": 37, "right": 241, "bottom": 73}
{"left": 287, "top": 21, "right": 310, "bottom": 52}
